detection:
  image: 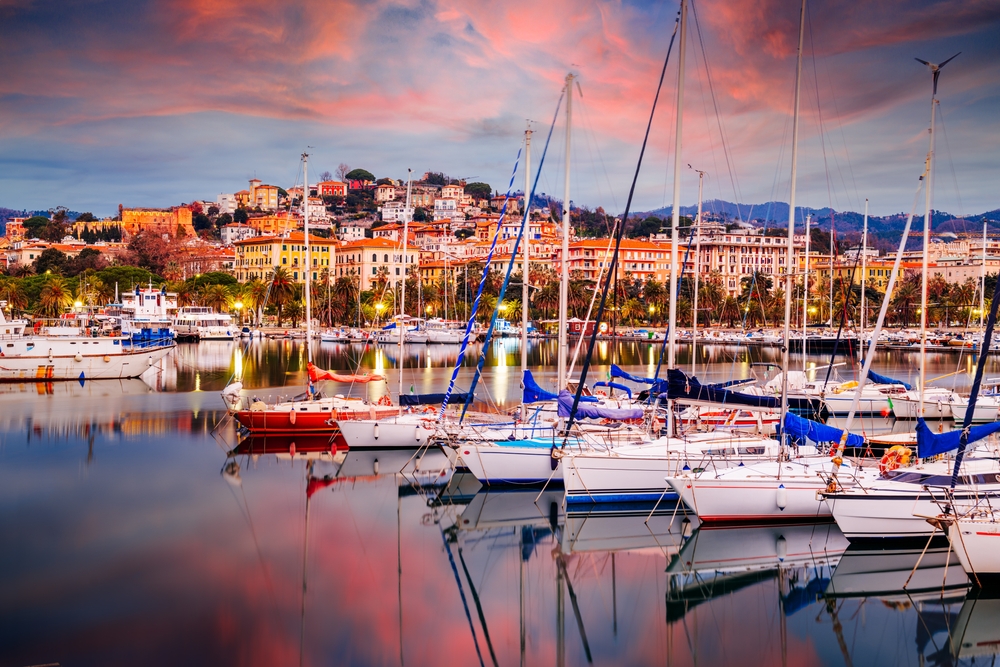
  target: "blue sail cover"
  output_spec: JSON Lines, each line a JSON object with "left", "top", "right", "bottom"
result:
{"left": 557, "top": 391, "right": 643, "bottom": 421}
{"left": 784, "top": 412, "right": 863, "bottom": 447}
{"left": 593, "top": 381, "right": 633, "bottom": 399}
{"left": 665, "top": 369, "right": 826, "bottom": 418}
{"left": 867, "top": 370, "right": 913, "bottom": 390}
{"left": 611, "top": 364, "right": 655, "bottom": 384}
{"left": 400, "top": 392, "right": 470, "bottom": 407}
{"left": 916, "top": 417, "right": 1000, "bottom": 458}
{"left": 522, "top": 370, "right": 598, "bottom": 404}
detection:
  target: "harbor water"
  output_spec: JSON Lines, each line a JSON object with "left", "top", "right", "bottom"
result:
{"left": 2, "top": 338, "right": 996, "bottom": 665}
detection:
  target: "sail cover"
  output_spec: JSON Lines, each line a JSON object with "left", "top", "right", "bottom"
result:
{"left": 400, "top": 392, "right": 470, "bottom": 407}
{"left": 866, "top": 370, "right": 913, "bottom": 390}
{"left": 610, "top": 364, "right": 655, "bottom": 384}
{"left": 307, "top": 362, "right": 385, "bottom": 384}
{"left": 665, "top": 369, "right": 826, "bottom": 418}
{"left": 593, "top": 381, "right": 633, "bottom": 399}
{"left": 783, "top": 412, "right": 863, "bottom": 447}
{"left": 557, "top": 390, "right": 643, "bottom": 421}
{"left": 916, "top": 417, "right": 1000, "bottom": 458}
{"left": 522, "top": 370, "right": 598, "bottom": 404}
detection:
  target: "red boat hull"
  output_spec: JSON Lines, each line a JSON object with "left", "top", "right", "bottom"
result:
{"left": 233, "top": 406, "right": 399, "bottom": 435}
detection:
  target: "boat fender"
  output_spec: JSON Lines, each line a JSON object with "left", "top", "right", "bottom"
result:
{"left": 148, "top": 356, "right": 153, "bottom": 366}
{"left": 414, "top": 427, "right": 421, "bottom": 441}
{"left": 373, "top": 422, "right": 379, "bottom": 440}
{"left": 373, "top": 458, "right": 379, "bottom": 475}
{"left": 549, "top": 444, "right": 559, "bottom": 471}
{"left": 74, "top": 352, "right": 83, "bottom": 362}
{"left": 776, "top": 535, "right": 787, "bottom": 562}
{"left": 289, "top": 410, "right": 296, "bottom": 425}
{"left": 104, "top": 355, "right": 111, "bottom": 363}
{"left": 776, "top": 484, "right": 787, "bottom": 511}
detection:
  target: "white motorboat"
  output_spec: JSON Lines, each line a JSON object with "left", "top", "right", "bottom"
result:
{"left": 425, "top": 318, "right": 467, "bottom": 344}
{"left": 173, "top": 306, "right": 235, "bottom": 340}
{"left": 336, "top": 413, "right": 435, "bottom": 449}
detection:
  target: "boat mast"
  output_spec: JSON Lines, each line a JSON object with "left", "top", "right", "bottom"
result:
{"left": 398, "top": 170, "right": 413, "bottom": 415}
{"left": 690, "top": 166, "right": 705, "bottom": 377}
{"left": 780, "top": 0, "right": 806, "bottom": 425}
{"left": 802, "top": 214, "right": 810, "bottom": 372}
{"left": 860, "top": 199, "right": 868, "bottom": 350}
{"left": 303, "top": 153, "right": 314, "bottom": 370}
{"left": 667, "top": 0, "right": 687, "bottom": 385}
{"left": 919, "top": 58, "right": 944, "bottom": 414}
{"left": 982, "top": 219, "right": 987, "bottom": 331}
{"left": 521, "top": 125, "right": 533, "bottom": 417}
{"left": 558, "top": 73, "right": 573, "bottom": 391}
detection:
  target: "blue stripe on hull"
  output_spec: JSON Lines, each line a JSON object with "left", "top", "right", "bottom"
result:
{"left": 566, "top": 490, "right": 678, "bottom": 504}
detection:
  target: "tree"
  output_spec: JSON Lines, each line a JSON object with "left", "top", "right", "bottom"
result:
{"left": 36, "top": 276, "right": 73, "bottom": 317}
{"left": 423, "top": 172, "right": 447, "bottom": 186}
{"left": 233, "top": 208, "right": 249, "bottom": 224}
{"left": 33, "top": 248, "right": 68, "bottom": 275}
{"left": 464, "top": 182, "right": 492, "bottom": 201}
{"left": 270, "top": 266, "right": 295, "bottom": 325}
{"left": 336, "top": 163, "right": 350, "bottom": 181}
{"left": 0, "top": 279, "right": 28, "bottom": 316}
{"left": 455, "top": 227, "right": 475, "bottom": 240}
{"left": 192, "top": 213, "right": 213, "bottom": 232}
{"left": 215, "top": 213, "right": 233, "bottom": 229}
{"left": 22, "top": 216, "right": 49, "bottom": 239}
{"left": 40, "top": 220, "right": 68, "bottom": 241}
{"left": 126, "top": 232, "right": 173, "bottom": 275}
{"left": 96, "top": 266, "right": 162, "bottom": 290}
{"left": 66, "top": 247, "right": 107, "bottom": 276}
{"left": 76, "top": 212, "right": 97, "bottom": 222}
{"left": 198, "top": 283, "right": 232, "bottom": 312}
{"left": 319, "top": 171, "right": 333, "bottom": 182}
{"left": 413, "top": 207, "right": 428, "bottom": 222}
{"left": 345, "top": 168, "right": 375, "bottom": 183}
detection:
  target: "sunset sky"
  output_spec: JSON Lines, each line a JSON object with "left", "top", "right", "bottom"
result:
{"left": 1, "top": 0, "right": 998, "bottom": 217}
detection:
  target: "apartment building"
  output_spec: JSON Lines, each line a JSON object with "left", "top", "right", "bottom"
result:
{"left": 233, "top": 232, "right": 337, "bottom": 284}
{"left": 334, "top": 237, "right": 418, "bottom": 291}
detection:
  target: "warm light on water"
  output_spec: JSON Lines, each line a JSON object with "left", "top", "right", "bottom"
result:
{"left": 0, "top": 339, "right": 996, "bottom": 664}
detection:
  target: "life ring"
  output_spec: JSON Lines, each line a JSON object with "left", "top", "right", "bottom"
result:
{"left": 596, "top": 390, "right": 607, "bottom": 397}
{"left": 879, "top": 445, "right": 912, "bottom": 474}
{"left": 378, "top": 394, "right": 393, "bottom": 407}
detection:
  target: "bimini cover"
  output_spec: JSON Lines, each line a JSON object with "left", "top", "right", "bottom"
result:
{"left": 307, "top": 362, "right": 385, "bottom": 384}
{"left": 866, "top": 370, "right": 913, "bottom": 390}
{"left": 916, "top": 417, "right": 1000, "bottom": 458}
{"left": 399, "top": 392, "right": 470, "bottom": 407}
{"left": 783, "top": 412, "right": 863, "bottom": 447}
{"left": 557, "top": 390, "right": 644, "bottom": 421}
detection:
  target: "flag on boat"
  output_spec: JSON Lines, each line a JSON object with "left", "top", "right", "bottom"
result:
{"left": 307, "top": 362, "right": 385, "bottom": 384}
{"left": 915, "top": 417, "right": 1000, "bottom": 458}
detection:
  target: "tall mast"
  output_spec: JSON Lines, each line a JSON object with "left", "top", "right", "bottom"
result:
{"left": 861, "top": 199, "right": 868, "bottom": 345}
{"left": 780, "top": 0, "right": 806, "bottom": 424}
{"left": 691, "top": 167, "right": 705, "bottom": 377}
{"left": 558, "top": 73, "right": 574, "bottom": 391}
{"left": 919, "top": 71, "right": 939, "bottom": 413}
{"left": 302, "top": 152, "right": 313, "bottom": 368}
{"left": 981, "top": 219, "right": 987, "bottom": 331}
{"left": 666, "top": 0, "right": 688, "bottom": 437}
{"left": 397, "top": 169, "right": 413, "bottom": 415}
{"left": 802, "top": 214, "right": 810, "bottom": 372}
{"left": 667, "top": 0, "right": 687, "bottom": 374}
{"left": 521, "top": 126, "right": 533, "bottom": 416}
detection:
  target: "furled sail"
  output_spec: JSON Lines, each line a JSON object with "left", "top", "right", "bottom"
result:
{"left": 307, "top": 362, "right": 384, "bottom": 384}
{"left": 557, "top": 390, "right": 643, "bottom": 421}
{"left": 783, "top": 412, "right": 863, "bottom": 447}
{"left": 916, "top": 417, "right": 1000, "bottom": 458}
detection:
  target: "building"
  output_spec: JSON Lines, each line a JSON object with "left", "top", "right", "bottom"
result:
{"left": 337, "top": 222, "right": 367, "bottom": 242}
{"left": 246, "top": 214, "right": 299, "bottom": 237}
{"left": 4, "top": 218, "right": 25, "bottom": 241}
{"left": 562, "top": 239, "right": 673, "bottom": 283}
{"left": 374, "top": 184, "right": 396, "bottom": 202}
{"left": 681, "top": 229, "right": 808, "bottom": 295}
{"left": 334, "top": 238, "right": 418, "bottom": 291}
{"left": 433, "top": 198, "right": 459, "bottom": 221}
{"left": 220, "top": 223, "right": 258, "bottom": 246}
{"left": 247, "top": 179, "right": 280, "bottom": 211}
{"left": 173, "top": 241, "right": 236, "bottom": 278}
{"left": 306, "top": 197, "right": 328, "bottom": 222}
{"left": 380, "top": 201, "right": 410, "bottom": 223}
{"left": 318, "top": 181, "right": 348, "bottom": 198}
{"left": 121, "top": 206, "right": 194, "bottom": 238}
{"left": 217, "top": 193, "right": 238, "bottom": 215}
{"left": 233, "top": 232, "right": 338, "bottom": 284}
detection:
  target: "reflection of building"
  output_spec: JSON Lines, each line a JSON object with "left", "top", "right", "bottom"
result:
{"left": 335, "top": 237, "right": 417, "bottom": 291}
{"left": 233, "top": 232, "right": 337, "bottom": 284}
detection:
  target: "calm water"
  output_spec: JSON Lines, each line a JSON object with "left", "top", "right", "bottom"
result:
{"left": 1, "top": 339, "right": 997, "bottom": 665}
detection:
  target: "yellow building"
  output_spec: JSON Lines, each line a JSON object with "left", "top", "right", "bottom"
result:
{"left": 247, "top": 214, "right": 299, "bottom": 237}
{"left": 233, "top": 232, "right": 337, "bottom": 284}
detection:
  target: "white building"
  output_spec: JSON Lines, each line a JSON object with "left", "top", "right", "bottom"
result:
{"left": 432, "top": 198, "right": 459, "bottom": 222}
{"left": 380, "top": 201, "right": 412, "bottom": 223}
{"left": 217, "top": 193, "right": 238, "bottom": 215}
{"left": 221, "top": 223, "right": 258, "bottom": 246}
{"left": 337, "top": 223, "right": 366, "bottom": 242}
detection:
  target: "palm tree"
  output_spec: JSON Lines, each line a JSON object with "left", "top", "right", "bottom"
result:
{"left": 719, "top": 295, "right": 742, "bottom": 328}
{"left": 891, "top": 272, "right": 921, "bottom": 327}
{"left": 0, "top": 279, "right": 28, "bottom": 316}
{"left": 270, "top": 266, "right": 295, "bottom": 326}
{"left": 199, "top": 284, "right": 232, "bottom": 312}
{"left": 285, "top": 300, "right": 305, "bottom": 328}
{"left": 621, "top": 298, "right": 644, "bottom": 326}
{"left": 243, "top": 279, "right": 269, "bottom": 325}
{"left": 36, "top": 277, "right": 72, "bottom": 317}
{"left": 533, "top": 281, "right": 559, "bottom": 319}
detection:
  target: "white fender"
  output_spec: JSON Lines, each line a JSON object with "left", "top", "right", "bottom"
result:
{"left": 373, "top": 422, "right": 379, "bottom": 440}
{"left": 776, "top": 535, "right": 787, "bottom": 562}
{"left": 373, "top": 458, "right": 380, "bottom": 475}
{"left": 776, "top": 484, "right": 787, "bottom": 511}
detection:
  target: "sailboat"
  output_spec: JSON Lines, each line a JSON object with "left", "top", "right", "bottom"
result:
{"left": 225, "top": 153, "right": 399, "bottom": 434}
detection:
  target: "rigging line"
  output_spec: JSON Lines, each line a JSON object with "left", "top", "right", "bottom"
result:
{"left": 817, "top": 49, "right": 861, "bottom": 210}
{"left": 576, "top": 98, "right": 620, "bottom": 214}
{"left": 458, "top": 90, "right": 566, "bottom": 422}
{"left": 457, "top": 546, "right": 500, "bottom": 667}
{"left": 440, "top": 527, "right": 487, "bottom": 667}
{"left": 805, "top": 7, "right": 839, "bottom": 216}
{"left": 936, "top": 104, "right": 967, "bottom": 223}
{"left": 568, "top": 225, "right": 619, "bottom": 379}
{"left": 690, "top": 0, "right": 746, "bottom": 220}
{"left": 563, "top": 12, "right": 678, "bottom": 437}
{"left": 435, "top": 145, "right": 521, "bottom": 419}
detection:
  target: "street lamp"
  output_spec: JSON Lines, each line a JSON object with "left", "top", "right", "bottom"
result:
{"left": 234, "top": 300, "right": 244, "bottom": 326}
{"left": 73, "top": 299, "right": 82, "bottom": 312}
{"left": 376, "top": 302, "right": 386, "bottom": 321}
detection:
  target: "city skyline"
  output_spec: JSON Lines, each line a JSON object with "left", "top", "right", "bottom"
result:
{"left": 1, "top": 0, "right": 998, "bottom": 218}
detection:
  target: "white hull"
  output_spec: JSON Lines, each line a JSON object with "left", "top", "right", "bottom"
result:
{"left": 671, "top": 476, "right": 834, "bottom": 522}
{"left": 826, "top": 546, "right": 969, "bottom": 597}
{"left": 0, "top": 345, "right": 173, "bottom": 381}
{"left": 336, "top": 416, "right": 434, "bottom": 449}
{"left": 891, "top": 394, "right": 954, "bottom": 419}
{"left": 949, "top": 520, "right": 1000, "bottom": 579}
{"left": 817, "top": 393, "right": 893, "bottom": 416}
{"left": 825, "top": 491, "right": 978, "bottom": 541}
{"left": 952, "top": 398, "right": 1000, "bottom": 423}
{"left": 427, "top": 329, "right": 465, "bottom": 344}
{"left": 459, "top": 440, "right": 563, "bottom": 485}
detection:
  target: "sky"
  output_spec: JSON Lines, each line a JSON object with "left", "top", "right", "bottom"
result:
{"left": 1, "top": 0, "right": 999, "bottom": 218}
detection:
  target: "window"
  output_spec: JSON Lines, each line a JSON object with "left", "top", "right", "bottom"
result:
{"left": 282, "top": 245, "right": 287, "bottom": 251}
{"left": 282, "top": 257, "right": 287, "bottom": 264}
{"left": 396, "top": 268, "right": 400, "bottom": 275}
{"left": 294, "top": 271, "right": 298, "bottom": 280}
{"left": 372, "top": 267, "right": 377, "bottom": 275}
{"left": 384, "top": 254, "right": 389, "bottom": 263}
{"left": 372, "top": 254, "right": 377, "bottom": 262}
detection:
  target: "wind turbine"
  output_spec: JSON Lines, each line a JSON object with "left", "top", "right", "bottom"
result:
{"left": 915, "top": 52, "right": 960, "bottom": 96}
